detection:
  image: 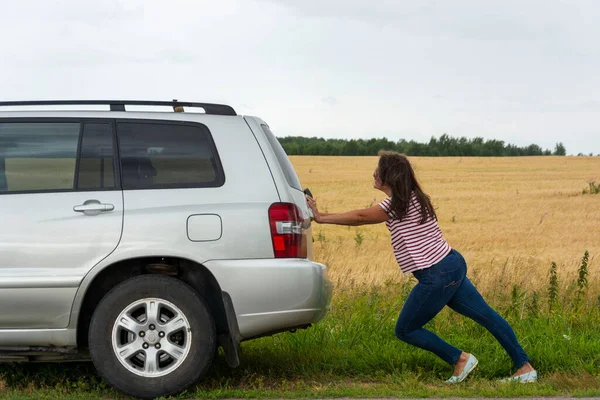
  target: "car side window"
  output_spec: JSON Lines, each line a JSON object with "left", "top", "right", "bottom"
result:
{"left": 117, "top": 122, "right": 224, "bottom": 190}
{"left": 0, "top": 122, "right": 80, "bottom": 193}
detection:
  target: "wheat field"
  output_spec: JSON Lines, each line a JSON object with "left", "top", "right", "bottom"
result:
{"left": 292, "top": 156, "right": 599, "bottom": 298}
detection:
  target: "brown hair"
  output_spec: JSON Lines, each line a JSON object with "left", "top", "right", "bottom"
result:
{"left": 377, "top": 151, "right": 437, "bottom": 224}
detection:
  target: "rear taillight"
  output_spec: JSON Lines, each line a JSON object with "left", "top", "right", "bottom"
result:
{"left": 268, "top": 203, "right": 304, "bottom": 258}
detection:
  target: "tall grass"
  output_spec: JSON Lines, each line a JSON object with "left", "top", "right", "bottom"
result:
{"left": 575, "top": 251, "right": 589, "bottom": 311}
{"left": 548, "top": 261, "right": 559, "bottom": 314}
{"left": 582, "top": 180, "right": 600, "bottom": 195}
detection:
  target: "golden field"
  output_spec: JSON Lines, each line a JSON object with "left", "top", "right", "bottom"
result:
{"left": 292, "top": 156, "right": 599, "bottom": 298}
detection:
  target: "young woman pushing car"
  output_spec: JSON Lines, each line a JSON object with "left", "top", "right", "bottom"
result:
{"left": 306, "top": 151, "right": 537, "bottom": 383}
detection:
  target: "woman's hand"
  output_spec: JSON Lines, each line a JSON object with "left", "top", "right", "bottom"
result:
{"left": 306, "top": 195, "right": 322, "bottom": 223}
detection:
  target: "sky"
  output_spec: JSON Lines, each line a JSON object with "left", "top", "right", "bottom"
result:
{"left": 1, "top": 0, "right": 599, "bottom": 155}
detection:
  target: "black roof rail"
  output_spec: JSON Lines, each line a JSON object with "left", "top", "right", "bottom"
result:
{"left": 0, "top": 100, "right": 237, "bottom": 116}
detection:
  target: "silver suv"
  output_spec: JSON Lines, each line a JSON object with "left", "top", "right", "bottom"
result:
{"left": 0, "top": 100, "right": 332, "bottom": 399}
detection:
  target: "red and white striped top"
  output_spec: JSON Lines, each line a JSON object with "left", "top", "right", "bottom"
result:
{"left": 379, "top": 193, "right": 451, "bottom": 274}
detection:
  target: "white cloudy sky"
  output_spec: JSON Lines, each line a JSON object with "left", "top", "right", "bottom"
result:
{"left": 1, "top": 0, "right": 599, "bottom": 154}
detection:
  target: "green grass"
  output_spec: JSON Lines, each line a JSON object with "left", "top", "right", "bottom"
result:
{"left": 1, "top": 279, "right": 599, "bottom": 399}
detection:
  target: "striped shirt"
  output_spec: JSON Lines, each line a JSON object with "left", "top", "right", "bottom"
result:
{"left": 379, "top": 193, "right": 451, "bottom": 274}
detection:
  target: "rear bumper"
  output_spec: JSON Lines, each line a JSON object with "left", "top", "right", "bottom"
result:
{"left": 204, "top": 258, "right": 332, "bottom": 340}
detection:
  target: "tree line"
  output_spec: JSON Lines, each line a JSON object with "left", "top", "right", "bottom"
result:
{"left": 278, "top": 134, "right": 567, "bottom": 156}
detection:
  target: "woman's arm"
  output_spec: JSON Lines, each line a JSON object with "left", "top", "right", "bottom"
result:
{"left": 319, "top": 206, "right": 389, "bottom": 226}
{"left": 307, "top": 197, "right": 389, "bottom": 226}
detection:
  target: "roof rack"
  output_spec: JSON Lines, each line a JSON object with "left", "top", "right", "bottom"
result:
{"left": 0, "top": 100, "right": 237, "bottom": 116}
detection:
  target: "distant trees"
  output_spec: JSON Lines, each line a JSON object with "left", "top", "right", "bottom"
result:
{"left": 277, "top": 135, "right": 566, "bottom": 157}
{"left": 553, "top": 142, "right": 566, "bottom": 156}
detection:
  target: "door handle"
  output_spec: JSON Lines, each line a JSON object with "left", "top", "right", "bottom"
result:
{"left": 73, "top": 204, "right": 114, "bottom": 212}
{"left": 73, "top": 200, "right": 115, "bottom": 214}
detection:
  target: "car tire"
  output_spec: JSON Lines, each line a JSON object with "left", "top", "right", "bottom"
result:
{"left": 88, "top": 275, "right": 216, "bottom": 399}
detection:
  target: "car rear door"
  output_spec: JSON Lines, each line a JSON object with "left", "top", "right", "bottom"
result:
{"left": 0, "top": 120, "right": 123, "bottom": 328}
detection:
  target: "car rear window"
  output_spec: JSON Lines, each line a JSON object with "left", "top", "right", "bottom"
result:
{"left": 261, "top": 124, "right": 302, "bottom": 191}
{"left": 117, "top": 122, "right": 224, "bottom": 190}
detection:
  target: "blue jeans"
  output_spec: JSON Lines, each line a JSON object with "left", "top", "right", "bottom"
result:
{"left": 395, "top": 249, "right": 530, "bottom": 368}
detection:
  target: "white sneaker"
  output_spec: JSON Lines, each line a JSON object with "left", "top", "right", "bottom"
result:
{"left": 445, "top": 354, "right": 478, "bottom": 384}
{"left": 499, "top": 370, "right": 538, "bottom": 383}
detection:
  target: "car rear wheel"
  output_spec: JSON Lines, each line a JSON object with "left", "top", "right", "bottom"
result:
{"left": 88, "top": 275, "right": 216, "bottom": 399}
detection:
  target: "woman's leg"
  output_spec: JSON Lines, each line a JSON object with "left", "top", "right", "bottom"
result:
{"left": 447, "top": 276, "right": 531, "bottom": 370}
{"left": 395, "top": 267, "right": 463, "bottom": 366}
